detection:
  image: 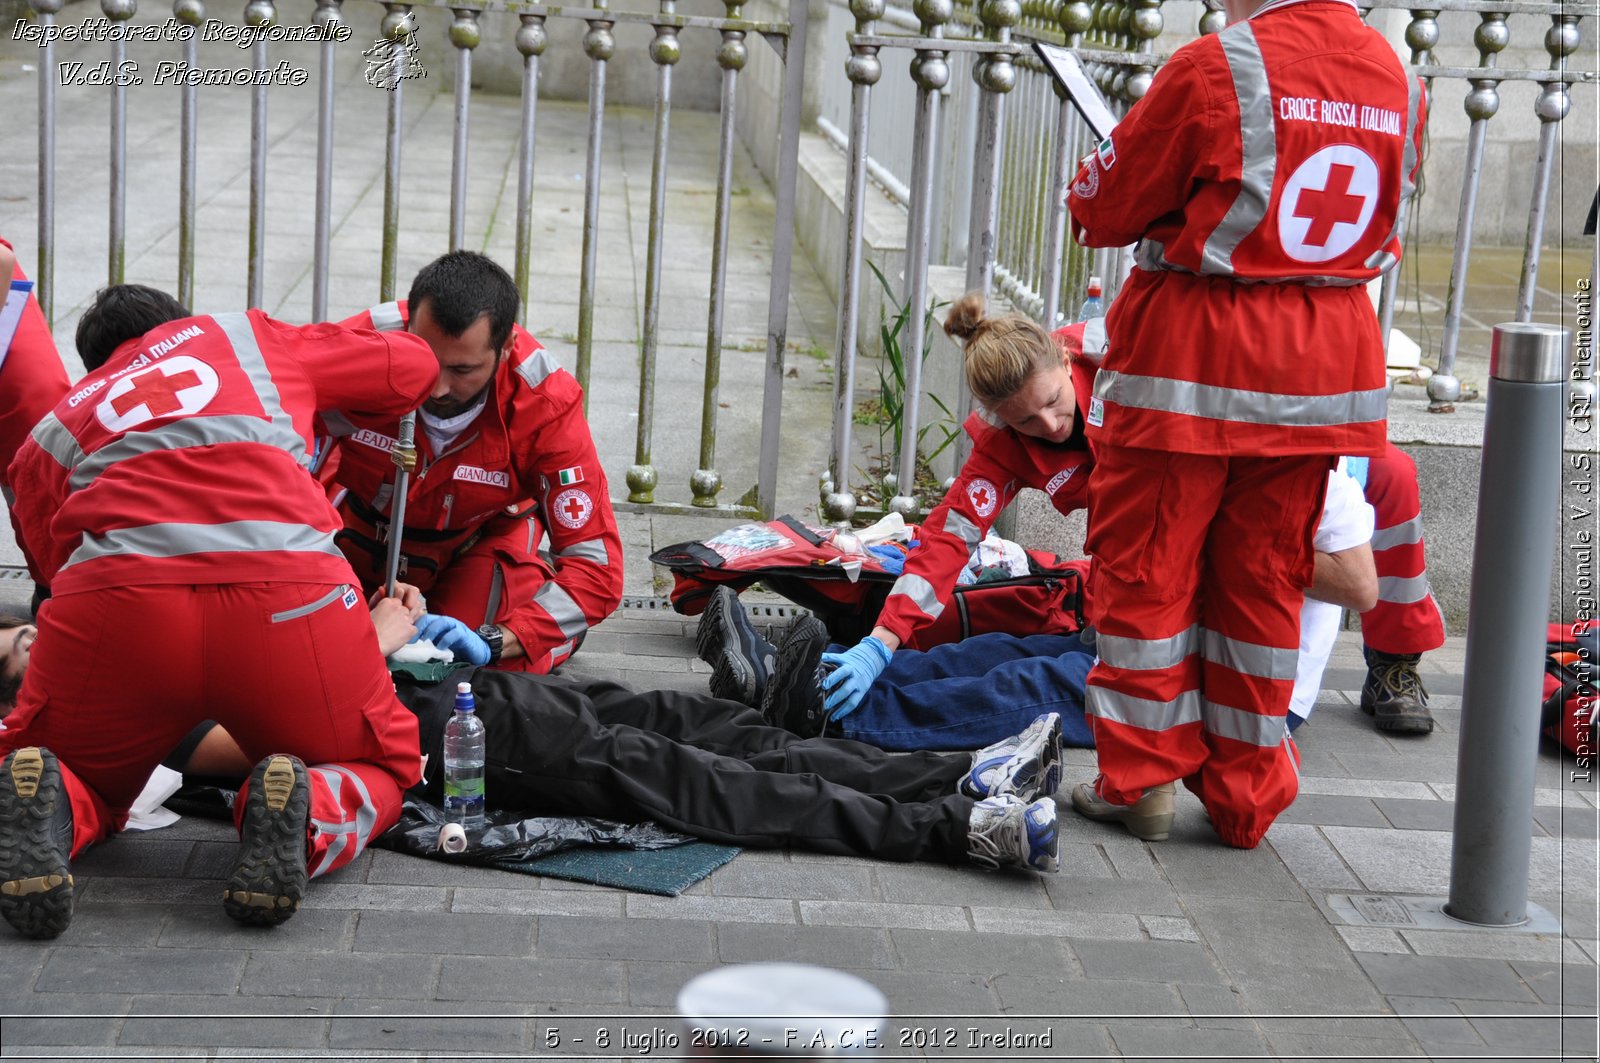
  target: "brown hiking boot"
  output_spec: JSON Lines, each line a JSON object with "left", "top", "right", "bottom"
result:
{"left": 1360, "top": 650, "right": 1435, "bottom": 735}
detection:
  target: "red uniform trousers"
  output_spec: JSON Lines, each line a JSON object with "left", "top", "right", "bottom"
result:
{"left": 0, "top": 583, "right": 420, "bottom": 876}
{"left": 338, "top": 504, "right": 574, "bottom": 675}
{"left": 1084, "top": 447, "right": 1328, "bottom": 849}
{"left": 1361, "top": 443, "right": 1446, "bottom": 655}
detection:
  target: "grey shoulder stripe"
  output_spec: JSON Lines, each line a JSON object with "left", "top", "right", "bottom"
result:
{"left": 1203, "top": 24, "right": 1276, "bottom": 276}
{"left": 514, "top": 348, "right": 562, "bottom": 390}
{"left": 369, "top": 302, "right": 405, "bottom": 332}
{"left": 68, "top": 414, "right": 307, "bottom": 493}
{"left": 211, "top": 313, "right": 306, "bottom": 468}
{"left": 30, "top": 411, "right": 85, "bottom": 472}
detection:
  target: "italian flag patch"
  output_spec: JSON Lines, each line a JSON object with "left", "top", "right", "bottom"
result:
{"left": 557, "top": 466, "right": 584, "bottom": 486}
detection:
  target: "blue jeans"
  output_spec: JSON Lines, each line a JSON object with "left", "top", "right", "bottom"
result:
{"left": 836, "top": 633, "right": 1096, "bottom": 752}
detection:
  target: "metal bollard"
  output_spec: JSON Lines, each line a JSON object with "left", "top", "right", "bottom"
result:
{"left": 1447, "top": 321, "right": 1571, "bottom": 927}
{"left": 677, "top": 963, "right": 887, "bottom": 1057}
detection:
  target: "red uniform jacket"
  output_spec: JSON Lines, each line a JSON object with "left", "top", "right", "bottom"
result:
{"left": 330, "top": 301, "right": 623, "bottom": 657}
{"left": 875, "top": 334, "right": 1098, "bottom": 646}
{"left": 0, "top": 236, "right": 70, "bottom": 490}
{"left": 8, "top": 310, "right": 437, "bottom": 596}
{"left": 1068, "top": 0, "right": 1425, "bottom": 458}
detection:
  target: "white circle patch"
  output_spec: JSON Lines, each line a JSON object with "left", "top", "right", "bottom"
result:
{"left": 553, "top": 487, "right": 594, "bottom": 530}
{"left": 96, "top": 355, "right": 220, "bottom": 433}
{"left": 966, "top": 477, "right": 999, "bottom": 518}
{"left": 1277, "top": 145, "right": 1381, "bottom": 263}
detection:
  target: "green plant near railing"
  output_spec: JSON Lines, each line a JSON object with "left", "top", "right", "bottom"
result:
{"left": 863, "top": 261, "right": 960, "bottom": 500}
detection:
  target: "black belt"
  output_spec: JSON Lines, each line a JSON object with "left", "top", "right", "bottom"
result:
{"left": 344, "top": 492, "right": 468, "bottom": 544}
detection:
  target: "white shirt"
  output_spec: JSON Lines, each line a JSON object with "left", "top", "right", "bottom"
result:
{"left": 1289, "top": 461, "right": 1376, "bottom": 721}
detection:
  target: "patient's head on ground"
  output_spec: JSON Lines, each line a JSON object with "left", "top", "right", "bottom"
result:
{"left": 0, "top": 612, "right": 37, "bottom": 716}
{"left": 75, "top": 284, "right": 192, "bottom": 370}
{"left": 944, "top": 291, "right": 1077, "bottom": 444}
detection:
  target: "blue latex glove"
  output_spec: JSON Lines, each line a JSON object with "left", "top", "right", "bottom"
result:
{"left": 413, "top": 613, "right": 492, "bottom": 666}
{"left": 820, "top": 635, "right": 894, "bottom": 721}
{"left": 866, "top": 544, "right": 907, "bottom": 575}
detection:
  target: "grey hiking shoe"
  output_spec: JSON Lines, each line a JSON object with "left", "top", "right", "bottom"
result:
{"left": 695, "top": 585, "right": 776, "bottom": 708}
{"left": 224, "top": 754, "right": 310, "bottom": 928}
{"left": 1360, "top": 649, "right": 1435, "bottom": 735}
{"left": 0, "top": 747, "right": 75, "bottom": 940}
{"left": 961, "top": 713, "right": 1063, "bottom": 802}
{"left": 1071, "top": 778, "right": 1176, "bottom": 842}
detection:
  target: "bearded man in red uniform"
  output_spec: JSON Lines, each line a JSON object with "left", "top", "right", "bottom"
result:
{"left": 0, "top": 283, "right": 439, "bottom": 938}
{"left": 1067, "top": 0, "right": 1425, "bottom": 847}
{"left": 325, "top": 251, "right": 622, "bottom": 675}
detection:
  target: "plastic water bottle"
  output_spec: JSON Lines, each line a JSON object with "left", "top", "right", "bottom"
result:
{"left": 442, "top": 682, "right": 486, "bottom": 831}
{"left": 1076, "top": 276, "right": 1105, "bottom": 323}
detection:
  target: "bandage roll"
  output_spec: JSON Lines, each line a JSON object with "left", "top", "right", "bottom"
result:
{"left": 438, "top": 823, "right": 468, "bottom": 853}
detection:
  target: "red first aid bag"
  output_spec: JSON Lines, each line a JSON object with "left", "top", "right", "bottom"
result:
{"left": 1543, "top": 620, "right": 1598, "bottom": 757}
{"left": 649, "top": 515, "right": 1087, "bottom": 649}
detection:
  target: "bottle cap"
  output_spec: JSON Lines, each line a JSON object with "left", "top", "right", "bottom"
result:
{"left": 454, "top": 681, "right": 475, "bottom": 712}
{"left": 1087, "top": 275, "right": 1103, "bottom": 296}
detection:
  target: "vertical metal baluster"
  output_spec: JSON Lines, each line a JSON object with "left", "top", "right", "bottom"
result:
{"left": 628, "top": 5, "right": 679, "bottom": 505}
{"left": 820, "top": 0, "right": 883, "bottom": 525}
{"left": 754, "top": 0, "right": 808, "bottom": 520}
{"left": 514, "top": 14, "right": 547, "bottom": 323}
{"left": 1377, "top": 9, "right": 1438, "bottom": 353}
{"left": 311, "top": 0, "right": 342, "bottom": 320}
{"left": 31, "top": 0, "right": 61, "bottom": 322}
{"left": 1431, "top": 12, "right": 1507, "bottom": 411}
{"left": 449, "top": 7, "right": 481, "bottom": 252}
{"left": 245, "top": 0, "right": 276, "bottom": 308}
{"left": 105, "top": 0, "right": 136, "bottom": 287}
{"left": 378, "top": 4, "right": 412, "bottom": 304}
{"left": 576, "top": 2, "right": 615, "bottom": 402}
{"left": 1515, "top": 14, "right": 1577, "bottom": 322}
{"left": 956, "top": 0, "right": 1019, "bottom": 460}
{"left": 1039, "top": 86, "right": 1074, "bottom": 329}
{"left": 891, "top": 17, "right": 952, "bottom": 517}
{"left": 692, "top": 0, "right": 748, "bottom": 508}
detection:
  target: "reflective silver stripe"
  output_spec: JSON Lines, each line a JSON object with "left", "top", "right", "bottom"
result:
{"left": 30, "top": 411, "right": 84, "bottom": 471}
{"left": 1378, "top": 573, "right": 1431, "bottom": 605}
{"left": 212, "top": 313, "right": 308, "bottom": 470}
{"left": 976, "top": 406, "right": 1004, "bottom": 428}
{"left": 514, "top": 347, "right": 562, "bottom": 390}
{"left": 68, "top": 414, "right": 306, "bottom": 493}
{"left": 1202, "top": 628, "right": 1297, "bottom": 681}
{"left": 1081, "top": 317, "right": 1108, "bottom": 360}
{"left": 1094, "top": 369, "right": 1389, "bottom": 428}
{"left": 270, "top": 584, "right": 350, "bottom": 624}
{"left": 60, "top": 520, "right": 344, "bottom": 571}
{"left": 938, "top": 509, "right": 983, "bottom": 550}
{"left": 1368, "top": 72, "right": 1423, "bottom": 268}
{"left": 306, "top": 765, "right": 378, "bottom": 877}
{"left": 533, "top": 581, "right": 589, "bottom": 639}
{"left": 1138, "top": 238, "right": 1369, "bottom": 287}
{"left": 1203, "top": 698, "right": 1288, "bottom": 747}
{"left": 1086, "top": 685, "right": 1203, "bottom": 733}
{"left": 885, "top": 573, "right": 944, "bottom": 620}
{"left": 1203, "top": 24, "right": 1276, "bottom": 276}
{"left": 558, "top": 539, "right": 610, "bottom": 566}
{"left": 1370, "top": 514, "right": 1422, "bottom": 551}
{"left": 368, "top": 301, "right": 405, "bottom": 332}
{"left": 1096, "top": 625, "right": 1201, "bottom": 671}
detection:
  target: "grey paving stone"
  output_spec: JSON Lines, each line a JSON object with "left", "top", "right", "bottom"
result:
{"left": 1176, "top": 983, "right": 1258, "bottom": 1030}
{"left": 1356, "top": 954, "right": 1540, "bottom": 1003}
{"left": 1260, "top": 1027, "right": 1426, "bottom": 1058}
{"left": 1037, "top": 875, "right": 1184, "bottom": 916}
{"left": 1375, "top": 796, "right": 1547, "bottom": 834}
{"left": 0, "top": 950, "right": 45, "bottom": 1005}
{"left": 537, "top": 916, "right": 714, "bottom": 963}
{"left": 1068, "top": 938, "right": 1227, "bottom": 986}
{"left": 968, "top": 907, "right": 1141, "bottom": 941}
{"left": 364, "top": 848, "right": 555, "bottom": 888}
{"left": 715, "top": 923, "right": 896, "bottom": 969}
{"left": 0, "top": 995, "right": 128, "bottom": 1047}
{"left": 1275, "top": 792, "right": 1390, "bottom": 827}
{"left": 1186, "top": 897, "right": 1385, "bottom": 1013}
{"left": 452, "top": 886, "right": 625, "bottom": 918}
{"left": 798, "top": 900, "right": 968, "bottom": 932}
{"left": 1150, "top": 836, "right": 1307, "bottom": 900}
{"left": 329, "top": 999, "right": 533, "bottom": 1053}
{"left": 156, "top": 904, "right": 357, "bottom": 951}
{"left": 69, "top": 839, "right": 198, "bottom": 879}
{"left": 1468, "top": 1006, "right": 1586, "bottom": 1054}
{"left": 242, "top": 952, "right": 441, "bottom": 1000}
{"left": 353, "top": 909, "right": 536, "bottom": 957}
{"left": 1105, "top": 1021, "right": 1270, "bottom": 1058}
{"left": 873, "top": 863, "right": 1050, "bottom": 909}
{"left": 1387, "top": 995, "right": 1487, "bottom": 1046}
{"left": 624, "top": 960, "right": 725, "bottom": 1008}
{"left": 624, "top": 894, "right": 796, "bottom": 925}
{"left": 1298, "top": 776, "right": 1436, "bottom": 800}
{"left": 1334, "top": 925, "right": 1410, "bottom": 953}
{"left": 708, "top": 858, "right": 871, "bottom": 901}
{"left": 1534, "top": 804, "right": 1600, "bottom": 839}
{"left": 299, "top": 882, "right": 453, "bottom": 913}
{"left": 49, "top": 903, "right": 167, "bottom": 948}
{"left": 1091, "top": 833, "right": 1166, "bottom": 881}
{"left": 435, "top": 957, "right": 627, "bottom": 1005}
{"left": 36, "top": 947, "right": 245, "bottom": 996}
{"left": 1511, "top": 960, "right": 1600, "bottom": 1007}
{"left": 76, "top": 877, "right": 218, "bottom": 907}
{"left": 838, "top": 967, "right": 999, "bottom": 1016}
{"left": 888, "top": 928, "right": 1074, "bottom": 977}
{"left": 121, "top": 996, "right": 333, "bottom": 1048}
{"left": 1326, "top": 826, "right": 1598, "bottom": 896}
{"left": 1141, "top": 914, "right": 1200, "bottom": 942}
{"left": 1265, "top": 823, "right": 1362, "bottom": 890}
{"left": 993, "top": 975, "right": 1180, "bottom": 1016}
{"left": 1399, "top": 928, "right": 1572, "bottom": 964}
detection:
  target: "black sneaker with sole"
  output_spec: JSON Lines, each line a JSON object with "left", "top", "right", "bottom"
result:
{"left": 695, "top": 585, "right": 776, "bottom": 708}
{"left": 224, "top": 753, "right": 310, "bottom": 928}
{"left": 0, "top": 747, "right": 75, "bottom": 940}
{"left": 759, "top": 614, "right": 831, "bottom": 737}
{"left": 1360, "top": 649, "right": 1435, "bottom": 735}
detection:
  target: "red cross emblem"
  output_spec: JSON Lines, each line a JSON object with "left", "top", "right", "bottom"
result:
{"left": 95, "top": 355, "right": 220, "bottom": 433}
{"left": 110, "top": 368, "right": 203, "bottom": 418}
{"left": 966, "top": 477, "right": 999, "bottom": 518}
{"left": 552, "top": 487, "right": 593, "bottom": 530}
{"left": 1277, "top": 145, "right": 1380, "bottom": 264}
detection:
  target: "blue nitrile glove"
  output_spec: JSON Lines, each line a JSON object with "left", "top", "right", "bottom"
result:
{"left": 866, "top": 544, "right": 907, "bottom": 576}
{"left": 413, "top": 613, "right": 492, "bottom": 666}
{"left": 820, "top": 635, "right": 894, "bottom": 721}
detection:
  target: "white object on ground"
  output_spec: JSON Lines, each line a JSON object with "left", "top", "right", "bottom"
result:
{"left": 125, "top": 765, "right": 184, "bottom": 831}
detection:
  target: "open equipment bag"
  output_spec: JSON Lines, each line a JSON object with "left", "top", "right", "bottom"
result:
{"left": 1544, "top": 620, "right": 1598, "bottom": 757}
{"left": 650, "top": 515, "right": 1088, "bottom": 648}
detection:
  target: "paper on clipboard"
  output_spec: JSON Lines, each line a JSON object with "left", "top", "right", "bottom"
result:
{"left": 1032, "top": 43, "right": 1120, "bottom": 143}
{"left": 0, "top": 279, "right": 34, "bottom": 376}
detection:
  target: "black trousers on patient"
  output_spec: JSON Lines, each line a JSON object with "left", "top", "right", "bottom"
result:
{"left": 395, "top": 669, "right": 975, "bottom": 863}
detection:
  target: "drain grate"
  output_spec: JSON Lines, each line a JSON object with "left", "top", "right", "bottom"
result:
{"left": 0, "top": 565, "right": 29, "bottom": 582}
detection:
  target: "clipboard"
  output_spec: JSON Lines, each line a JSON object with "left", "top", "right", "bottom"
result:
{"left": 1032, "top": 42, "right": 1120, "bottom": 143}
{"left": 0, "top": 279, "right": 33, "bottom": 377}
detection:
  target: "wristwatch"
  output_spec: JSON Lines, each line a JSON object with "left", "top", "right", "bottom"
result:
{"left": 475, "top": 624, "right": 504, "bottom": 665}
